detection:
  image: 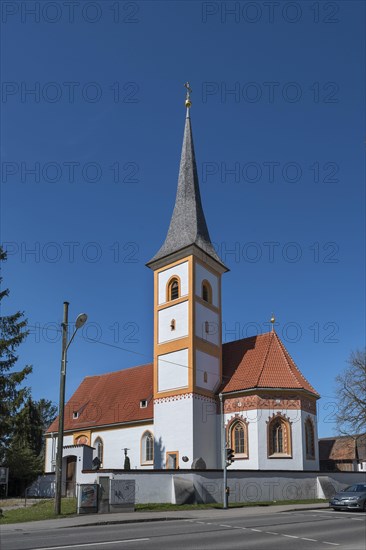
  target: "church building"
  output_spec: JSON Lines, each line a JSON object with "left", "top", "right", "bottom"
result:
{"left": 45, "top": 89, "right": 320, "bottom": 479}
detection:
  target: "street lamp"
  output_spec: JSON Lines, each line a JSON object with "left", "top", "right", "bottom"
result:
{"left": 54, "top": 302, "right": 88, "bottom": 515}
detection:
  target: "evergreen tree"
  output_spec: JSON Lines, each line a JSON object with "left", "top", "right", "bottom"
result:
{"left": 0, "top": 247, "right": 32, "bottom": 463}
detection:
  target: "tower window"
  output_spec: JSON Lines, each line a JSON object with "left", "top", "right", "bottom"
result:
{"left": 205, "top": 321, "right": 209, "bottom": 334}
{"left": 202, "top": 280, "right": 212, "bottom": 304}
{"left": 170, "top": 319, "right": 176, "bottom": 331}
{"left": 167, "top": 277, "right": 180, "bottom": 301}
{"left": 140, "top": 399, "right": 147, "bottom": 408}
{"left": 203, "top": 371, "right": 208, "bottom": 383}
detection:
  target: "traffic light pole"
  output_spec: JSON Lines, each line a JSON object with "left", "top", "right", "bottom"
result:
{"left": 219, "top": 393, "right": 228, "bottom": 509}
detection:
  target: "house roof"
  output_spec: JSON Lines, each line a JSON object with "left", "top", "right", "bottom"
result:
{"left": 146, "top": 111, "right": 227, "bottom": 270}
{"left": 47, "top": 363, "right": 153, "bottom": 433}
{"left": 221, "top": 331, "right": 319, "bottom": 396}
{"left": 47, "top": 332, "right": 319, "bottom": 434}
{"left": 319, "top": 434, "right": 366, "bottom": 461}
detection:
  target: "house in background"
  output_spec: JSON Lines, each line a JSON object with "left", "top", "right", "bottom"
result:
{"left": 319, "top": 434, "right": 366, "bottom": 472}
{"left": 45, "top": 94, "right": 320, "bottom": 486}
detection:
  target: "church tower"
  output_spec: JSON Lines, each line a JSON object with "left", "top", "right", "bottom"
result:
{"left": 147, "top": 86, "right": 228, "bottom": 469}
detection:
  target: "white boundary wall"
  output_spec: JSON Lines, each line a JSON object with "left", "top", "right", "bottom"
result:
{"left": 75, "top": 470, "right": 366, "bottom": 504}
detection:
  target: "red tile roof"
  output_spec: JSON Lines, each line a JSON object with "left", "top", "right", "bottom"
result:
{"left": 47, "top": 363, "right": 153, "bottom": 433}
{"left": 221, "top": 331, "right": 319, "bottom": 396}
{"left": 47, "top": 332, "right": 318, "bottom": 433}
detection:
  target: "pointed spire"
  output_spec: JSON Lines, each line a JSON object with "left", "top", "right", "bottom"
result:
{"left": 147, "top": 87, "right": 227, "bottom": 271}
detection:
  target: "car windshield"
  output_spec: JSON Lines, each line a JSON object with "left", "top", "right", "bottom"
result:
{"left": 344, "top": 484, "right": 366, "bottom": 492}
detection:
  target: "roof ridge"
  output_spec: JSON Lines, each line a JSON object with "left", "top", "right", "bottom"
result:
{"left": 83, "top": 362, "right": 153, "bottom": 379}
{"left": 222, "top": 331, "right": 271, "bottom": 348}
{"left": 256, "top": 332, "right": 274, "bottom": 385}
{"left": 274, "top": 332, "right": 318, "bottom": 394}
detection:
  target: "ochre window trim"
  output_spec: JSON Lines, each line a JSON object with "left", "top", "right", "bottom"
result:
{"left": 140, "top": 430, "right": 154, "bottom": 465}
{"left": 166, "top": 451, "right": 179, "bottom": 469}
{"left": 227, "top": 417, "right": 249, "bottom": 459}
{"left": 93, "top": 436, "right": 104, "bottom": 466}
{"left": 267, "top": 414, "right": 292, "bottom": 458}
{"left": 305, "top": 417, "right": 315, "bottom": 460}
{"left": 202, "top": 279, "right": 213, "bottom": 304}
{"left": 166, "top": 276, "right": 181, "bottom": 302}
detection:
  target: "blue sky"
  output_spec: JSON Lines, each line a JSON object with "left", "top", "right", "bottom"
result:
{"left": 1, "top": 1, "right": 365, "bottom": 438}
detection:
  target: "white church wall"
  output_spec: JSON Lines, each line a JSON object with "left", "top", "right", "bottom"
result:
{"left": 195, "top": 303, "right": 220, "bottom": 346}
{"left": 153, "top": 396, "right": 194, "bottom": 469}
{"left": 224, "top": 411, "right": 260, "bottom": 470}
{"left": 192, "top": 396, "right": 219, "bottom": 468}
{"left": 158, "top": 261, "right": 189, "bottom": 305}
{"left": 45, "top": 434, "right": 73, "bottom": 472}
{"left": 301, "top": 411, "right": 320, "bottom": 471}
{"left": 90, "top": 423, "right": 154, "bottom": 470}
{"left": 158, "top": 349, "right": 189, "bottom": 392}
{"left": 257, "top": 408, "right": 304, "bottom": 470}
{"left": 195, "top": 262, "right": 219, "bottom": 307}
{"left": 158, "top": 301, "right": 188, "bottom": 343}
{"left": 195, "top": 350, "right": 220, "bottom": 392}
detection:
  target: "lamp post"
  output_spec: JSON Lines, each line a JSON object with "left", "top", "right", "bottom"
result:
{"left": 54, "top": 302, "right": 88, "bottom": 515}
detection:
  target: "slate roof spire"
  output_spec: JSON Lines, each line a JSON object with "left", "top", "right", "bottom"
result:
{"left": 147, "top": 85, "right": 227, "bottom": 271}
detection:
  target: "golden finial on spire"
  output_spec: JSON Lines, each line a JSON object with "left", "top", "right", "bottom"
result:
{"left": 270, "top": 313, "right": 276, "bottom": 332}
{"left": 184, "top": 81, "right": 192, "bottom": 108}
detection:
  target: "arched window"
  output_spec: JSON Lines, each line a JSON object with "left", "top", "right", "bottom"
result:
{"left": 305, "top": 418, "right": 315, "bottom": 459}
{"left": 202, "top": 280, "right": 212, "bottom": 304}
{"left": 268, "top": 415, "right": 292, "bottom": 457}
{"left": 167, "top": 277, "right": 180, "bottom": 301}
{"left": 141, "top": 431, "right": 154, "bottom": 464}
{"left": 228, "top": 420, "right": 248, "bottom": 458}
{"left": 93, "top": 437, "right": 104, "bottom": 465}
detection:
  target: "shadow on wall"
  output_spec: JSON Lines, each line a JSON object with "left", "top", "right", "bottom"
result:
{"left": 154, "top": 437, "right": 165, "bottom": 469}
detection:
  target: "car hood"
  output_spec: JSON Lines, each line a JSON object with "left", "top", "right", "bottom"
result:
{"left": 333, "top": 491, "right": 366, "bottom": 498}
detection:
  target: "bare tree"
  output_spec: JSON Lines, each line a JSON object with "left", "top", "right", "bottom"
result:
{"left": 335, "top": 349, "right": 366, "bottom": 435}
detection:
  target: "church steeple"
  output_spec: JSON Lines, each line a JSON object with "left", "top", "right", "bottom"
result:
{"left": 147, "top": 88, "right": 227, "bottom": 271}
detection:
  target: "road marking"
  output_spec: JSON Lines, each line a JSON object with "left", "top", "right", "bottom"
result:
{"left": 302, "top": 538, "right": 317, "bottom": 542}
{"left": 351, "top": 518, "right": 364, "bottom": 521}
{"left": 34, "top": 539, "right": 150, "bottom": 550}
{"left": 219, "top": 524, "right": 232, "bottom": 528}
{"left": 322, "top": 543, "right": 339, "bottom": 546}
{"left": 195, "top": 521, "right": 205, "bottom": 524}
{"left": 283, "top": 535, "right": 299, "bottom": 539}
{"left": 265, "top": 531, "right": 279, "bottom": 535}
{"left": 250, "top": 529, "right": 262, "bottom": 532}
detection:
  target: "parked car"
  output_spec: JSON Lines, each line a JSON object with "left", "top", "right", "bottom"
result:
{"left": 329, "top": 484, "right": 366, "bottom": 511}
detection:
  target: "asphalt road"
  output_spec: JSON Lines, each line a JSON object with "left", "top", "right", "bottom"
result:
{"left": 1, "top": 509, "right": 365, "bottom": 550}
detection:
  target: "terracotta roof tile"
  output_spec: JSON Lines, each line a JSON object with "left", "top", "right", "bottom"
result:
{"left": 47, "top": 363, "right": 153, "bottom": 433}
{"left": 221, "top": 332, "right": 319, "bottom": 396}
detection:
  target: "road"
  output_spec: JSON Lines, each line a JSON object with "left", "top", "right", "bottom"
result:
{"left": 1, "top": 509, "right": 365, "bottom": 550}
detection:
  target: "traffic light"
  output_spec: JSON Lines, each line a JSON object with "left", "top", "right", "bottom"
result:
{"left": 226, "top": 448, "right": 235, "bottom": 465}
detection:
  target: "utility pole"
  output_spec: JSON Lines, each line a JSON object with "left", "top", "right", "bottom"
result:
{"left": 219, "top": 393, "right": 228, "bottom": 509}
{"left": 54, "top": 301, "right": 69, "bottom": 515}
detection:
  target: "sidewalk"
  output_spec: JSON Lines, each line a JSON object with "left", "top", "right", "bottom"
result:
{"left": 0, "top": 502, "right": 329, "bottom": 533}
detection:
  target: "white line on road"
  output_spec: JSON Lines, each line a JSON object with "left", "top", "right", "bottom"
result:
{"left": 250, "top": 529, "right": 262, "bottom": 532}
{"left": 219, "top": 524, "right": 232, "bottom": 528}
{"left": 301, "top": 538, "right": 317, "bottom": 542}
{"left": 265, "top": 532, "right": 279, "bottom": 535}
{"left": 283, "top": 535, "right": 299, "bottom": 538}
{"left": 33, "top": 539, "right": 150, "bottom": 550}
{"left": 322, "top": 543, "right": 339, "bottom": 546}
